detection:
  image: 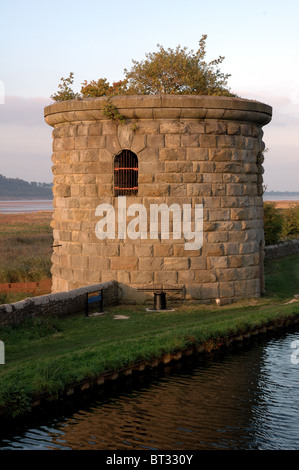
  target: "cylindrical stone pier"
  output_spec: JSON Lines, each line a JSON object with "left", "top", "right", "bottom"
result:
{"left": 44, "top": 95, "right": 272, "bottom": 304}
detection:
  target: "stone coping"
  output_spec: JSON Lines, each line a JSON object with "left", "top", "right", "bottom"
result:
{"left": 44, "top": 95, "right": 272, "bottom": 127}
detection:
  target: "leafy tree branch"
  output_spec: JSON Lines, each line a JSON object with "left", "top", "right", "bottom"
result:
{"left": 50, "top": 35, "right": 235, "bottom": 102}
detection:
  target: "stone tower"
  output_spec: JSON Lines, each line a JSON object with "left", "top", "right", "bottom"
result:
{"left": 44, "top": 95, "right": 272, "bottom": 304}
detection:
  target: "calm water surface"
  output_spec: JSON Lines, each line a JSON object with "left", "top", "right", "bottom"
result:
{"left": 0, "top": 329, "right": 298, "bottom": 451}
{"left": 263, "top": 195, "right": 299, "bottom": 201}
{"left": 0, "top": 200, "right": 53, "bottom": 213}
{"left": 0, "top": 196, "right": 298, "bottom": 214}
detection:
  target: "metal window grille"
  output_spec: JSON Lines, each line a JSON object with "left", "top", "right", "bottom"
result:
{"left": 114, "top": 150, "right": 138, "bottom": 196}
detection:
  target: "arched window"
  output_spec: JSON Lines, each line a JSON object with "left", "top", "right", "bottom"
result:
{"left": 114, "top": 150, "right": 138, "bottom": 196}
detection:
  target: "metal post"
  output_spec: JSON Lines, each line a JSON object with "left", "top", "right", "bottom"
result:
{"left": 154, "top": 292, "right": 167, "bottom": 310}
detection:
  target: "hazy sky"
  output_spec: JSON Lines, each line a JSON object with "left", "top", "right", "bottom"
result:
{"left": 0, "top": 0, "right": 298, "bottom": 190}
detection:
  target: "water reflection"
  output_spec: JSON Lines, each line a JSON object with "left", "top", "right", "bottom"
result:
{"left": 47, "top": 349, "right": 261, "bottom": 450}
{"left": 0, "top": 330, "right": 298, "bottom": 450}
{"left": 250, "top": 334, "right": 299, "bottom": 449}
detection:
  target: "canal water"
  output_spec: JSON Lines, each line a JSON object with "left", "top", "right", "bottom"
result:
{"left": 0, "top": 328, "right": 298, "bottom": 450}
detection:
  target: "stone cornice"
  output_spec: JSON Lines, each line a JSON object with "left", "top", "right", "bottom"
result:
{"left": 44, "top": 95, "right": 272, "bottom": 127}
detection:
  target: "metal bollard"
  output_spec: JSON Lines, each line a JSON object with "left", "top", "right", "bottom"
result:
{"left": 154, "top": 292, "right": 167, "bottom": 310}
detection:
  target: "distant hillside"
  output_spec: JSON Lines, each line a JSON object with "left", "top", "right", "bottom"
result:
{"left": 0, "top": 174, "right": 53, "bottom": 200}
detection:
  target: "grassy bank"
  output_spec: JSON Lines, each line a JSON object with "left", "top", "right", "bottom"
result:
{"left": 0, "top": 212, "right": 53, "bottom": 284}
{"left": 0, "top": 253, "right": 298, "bottom": 420}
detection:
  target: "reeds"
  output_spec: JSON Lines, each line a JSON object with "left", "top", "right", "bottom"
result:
{"left": 0, "top": 212, "right": 53, "bottom": 283}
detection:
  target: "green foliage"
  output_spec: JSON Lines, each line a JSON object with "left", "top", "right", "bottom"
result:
{"left": 124, "top": 35, "right": 234, "bottom": 96}
{"left": 263, "top": 202, "right": 284, "bottom": 245}
{"left": 0, "top": 379, "right": 32, "bottom": 418}
{"left": 263, "top": 202, "right": 299, "bottom": 245}
{"left": 0, "top": 292, "right": 30, "bottom": 305}
{"left": 50, "top": 72, "right": 80, "bottom": 102}
{"left": 51, "top": 36, "right": 234, "bottom": 102}
{"left": 102, "top": 99, "right": 126, "bottom": 124}
{"left": 264, "top": 253, "right": 299, "bottom": 300}
{"left": 0, "top": 293, "right": 7, "bottom": 304}
{"left": 81, "top": 78, "right": 129, "bottom": 98}
{"left": 280, "top": 205, "right": 299, "bottom": 239}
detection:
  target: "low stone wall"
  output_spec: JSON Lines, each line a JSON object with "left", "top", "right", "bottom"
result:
{"left": 265, "top": 239, "right": 299, "bottom": 260}
{"left": 0, "top": 281, "right": 118, "bottom": 327}
{"left": 1, "top": 236, "right": 298, "bottom": 327}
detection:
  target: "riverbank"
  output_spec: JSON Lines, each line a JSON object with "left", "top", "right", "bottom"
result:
{"left": 0, "top": 253, "right": 298, "bottom": 422}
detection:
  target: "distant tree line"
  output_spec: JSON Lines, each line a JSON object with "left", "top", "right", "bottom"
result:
{"left": 0, "top": 174, "right": 53, "bottom": 199}
{"left": 265, "top": 191, "right": 299, "bottom": 197}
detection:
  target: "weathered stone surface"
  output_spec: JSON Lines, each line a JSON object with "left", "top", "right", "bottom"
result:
{"left": 110, "top": 257, "right": 138, "bottom": 271}
{"left": 165, "top": 134, "right": 181, "bottom": 148}
{"left": 117, "top": 124, "right": 135, "bottom": 148}
{"left": 45, "top": 95, "right": 272, "bottom": 302}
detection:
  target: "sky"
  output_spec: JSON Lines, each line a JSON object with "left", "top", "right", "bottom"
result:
{"left": 0, "top": 0, "right": 298, "bottom": 191}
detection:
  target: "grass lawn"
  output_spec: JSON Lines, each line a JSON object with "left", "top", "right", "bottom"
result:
{"left": 264, "top": 254, "right": 299, "bottom": 300}
{"left": 0, "top": 253, "right": 298, "bottom": 419}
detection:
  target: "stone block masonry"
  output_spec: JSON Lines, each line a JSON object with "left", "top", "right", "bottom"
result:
{"left": 44, "top": 95, "right": 272, "bottom": 304}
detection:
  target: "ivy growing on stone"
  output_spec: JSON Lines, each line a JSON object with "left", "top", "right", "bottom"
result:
{"left": 102, "top": 99, "right": 126, "bottom": 124}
